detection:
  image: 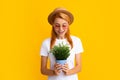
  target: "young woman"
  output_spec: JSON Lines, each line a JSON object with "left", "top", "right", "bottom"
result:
{"left": 40, "top": 7, "right": 84, "bottom": 80}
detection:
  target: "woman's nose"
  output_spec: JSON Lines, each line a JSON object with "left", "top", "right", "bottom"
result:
{"left": 59, "top": 26, "right": 63, "bottom": 31}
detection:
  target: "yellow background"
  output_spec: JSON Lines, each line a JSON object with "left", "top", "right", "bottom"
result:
{"left": 0, "top": 0, "right": 120, "bottom": 80}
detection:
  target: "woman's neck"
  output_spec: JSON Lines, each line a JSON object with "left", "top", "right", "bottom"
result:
{"left": 57, "top": 36, "right": 65, "bottom": 39}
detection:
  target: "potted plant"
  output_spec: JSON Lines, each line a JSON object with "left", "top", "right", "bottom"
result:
{"left": 50, "top": 43, "right": 70, "bottom": 65}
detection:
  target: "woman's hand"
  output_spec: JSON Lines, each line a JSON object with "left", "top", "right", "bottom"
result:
{"left": 54, "top": 63, "right": 62, "bottom": 75}
{"left": 62, "top": 63, "right": 69, "bottom": 75}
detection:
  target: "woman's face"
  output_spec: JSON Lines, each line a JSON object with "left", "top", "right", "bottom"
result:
{"left": 53, "top": 18, "right": 69, "bottom": 39}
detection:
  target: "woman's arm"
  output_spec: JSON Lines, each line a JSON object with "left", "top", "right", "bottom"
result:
{"left": 41, "top": 56, "right": 61, "bottom": 76}
{"left": 62, "top": 53, "right": 82, "bottom": 75}
{"left": 41, "top": 56, "right": 55, "bottom": 76}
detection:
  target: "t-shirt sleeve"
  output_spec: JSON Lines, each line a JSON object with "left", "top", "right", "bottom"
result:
{"left": 74, "top": 38, "right": 84, "bottom": 54}
{"left": 40, "top": 40, "right": 48, "bottom": 56}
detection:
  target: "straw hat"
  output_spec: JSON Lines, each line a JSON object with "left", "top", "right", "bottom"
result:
{"left": 48, "top": 7, "right": 74, "bottom": 25}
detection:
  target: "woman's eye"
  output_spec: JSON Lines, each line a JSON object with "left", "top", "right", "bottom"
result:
{"left": 55, "top": 25, "right": 60, "bottom": 27}
{"left": 63, "top": 25, "right": 67, "bottom": 27}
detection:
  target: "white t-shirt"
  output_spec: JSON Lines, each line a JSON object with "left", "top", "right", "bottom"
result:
{"left": 40, "top": 35, "right": 84, "bottom": 80}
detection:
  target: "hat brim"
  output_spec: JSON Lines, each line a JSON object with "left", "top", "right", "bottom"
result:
{"left": 48, "top": 10, "right": 74, "bottom": 25}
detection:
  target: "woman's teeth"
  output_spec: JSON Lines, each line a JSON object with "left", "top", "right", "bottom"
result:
{"left": 59, "top": 31, "right": 64, "bottom": 34}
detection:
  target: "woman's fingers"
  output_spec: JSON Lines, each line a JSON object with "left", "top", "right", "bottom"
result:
{"left": 62, "top": 63, "right": 69, "bottom": 75}
{"left": 54, "top": 69, "right": 61, "bottom": 75}
{"left": 54, "top": 63, "right": 62, "bottom": 69}
{"left": 62, "top": 63, "right": 69, "bottom": 69}
{"left": 62, "top": 66, "right": 68, "bottom": 71}
{"left": 54, "top": 63, "right": 69, "bottom": 75}
{"left": 54, "top": 63, "right": 62, "bottom": 75}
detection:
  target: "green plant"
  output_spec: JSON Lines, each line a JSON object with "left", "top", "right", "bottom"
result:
{"left": 50, "top": 43, "right": 70, "bottom": 60}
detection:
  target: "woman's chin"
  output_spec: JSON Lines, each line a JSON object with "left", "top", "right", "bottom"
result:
{"left": 59, "top": 33, "right": 65, "bottom": 36}
{"left": 57, "top": 34, "right": 65, "bottom": 38}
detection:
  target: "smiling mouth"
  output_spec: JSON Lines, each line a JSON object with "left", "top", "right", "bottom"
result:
{"left": 58, "top": 31, "right": 64, "bottom": 34}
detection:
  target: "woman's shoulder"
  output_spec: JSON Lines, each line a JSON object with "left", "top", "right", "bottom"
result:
{"left": 41, "top": 37, "right": 51, "bottom": 44}
{"left": 70, "top": 35, "right": 81, "bottom": 41}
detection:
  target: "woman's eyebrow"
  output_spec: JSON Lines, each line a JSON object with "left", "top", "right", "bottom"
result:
{"left": 54, "top": 22, "right": 59, "bottom": 24}
{"left": 63, "top": 23, "right": 67, "bottom": 25}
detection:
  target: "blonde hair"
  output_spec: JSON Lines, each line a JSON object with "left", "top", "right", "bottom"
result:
{"left": 50, "top": 12, "right": 73, "bottom": 49}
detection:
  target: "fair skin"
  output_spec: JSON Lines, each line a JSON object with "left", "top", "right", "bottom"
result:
{"left": 53, "top": 18, "right": 69, "bottom": 39}
{"left": 41, "top": 18, "right": 82, "bottom": 76}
